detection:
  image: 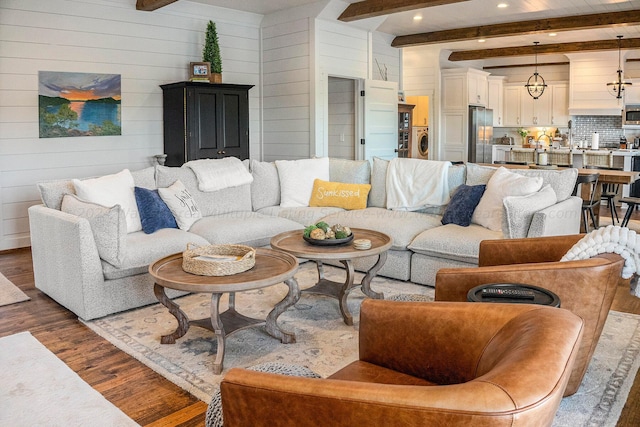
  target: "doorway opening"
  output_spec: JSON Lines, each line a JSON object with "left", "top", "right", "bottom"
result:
{"left": 405, "top": 95, "right": 430, "bottom": 159}
{"left": 328, "top": 77, "right": 357, "bottom": 160}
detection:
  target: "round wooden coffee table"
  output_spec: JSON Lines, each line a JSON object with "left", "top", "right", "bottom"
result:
{"left": 149, "top": 248, "right": 300, "bottom": 374}
{"left": 270, "top": 228, "right": 392, "bottom": 326}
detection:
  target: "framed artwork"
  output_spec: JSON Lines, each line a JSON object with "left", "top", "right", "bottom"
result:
{"left": 38, "top": 71, "right": 121, "bottom": 138}
{"left": 189, "top": 62, "right": 211, "bottom": 81}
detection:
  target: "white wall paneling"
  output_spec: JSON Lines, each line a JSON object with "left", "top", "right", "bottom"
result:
{"left": 0, "top": 0, "right": 261, "bottom": 250}
{"left": 328, "top": 77, "right": 356, "bottom": 159}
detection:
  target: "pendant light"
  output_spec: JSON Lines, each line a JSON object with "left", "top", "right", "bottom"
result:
{"left": 607, "top": 35, "right": 632, "bottom": 99}
{"left": 525, "top": 41, "right": 547, "bottom": 99}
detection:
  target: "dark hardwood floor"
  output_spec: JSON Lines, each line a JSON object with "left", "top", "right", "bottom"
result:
{"left": 1, "top": 204, "right": 639, "bottom": 426}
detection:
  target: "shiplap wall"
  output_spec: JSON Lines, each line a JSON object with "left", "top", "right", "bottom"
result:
{"left": 328, "top": 77, "right": 355, "bottom": 159}
{"left": 0, "top": 0, "right": 261, "bottom": 250}
{"left": 261, "top": 16, "right": 312, "bottom": 162}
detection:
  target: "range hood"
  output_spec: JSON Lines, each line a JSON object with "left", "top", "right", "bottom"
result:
{"left": 566, "top": 52, "right": 626, "bottom": 116}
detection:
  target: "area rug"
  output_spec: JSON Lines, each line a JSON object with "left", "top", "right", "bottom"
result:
{"left": 83, "top": 263, "right": 640, "bottom": 426}
{"left": 0, "top": 272, "right": 29, "bottom": 307}
{"left": 0, "top": 331, "right": 138, "bottom": 426}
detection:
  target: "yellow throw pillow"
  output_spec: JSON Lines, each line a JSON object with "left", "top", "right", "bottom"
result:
{"left": 308, "top": 179, "right": 371, "bottom": 210}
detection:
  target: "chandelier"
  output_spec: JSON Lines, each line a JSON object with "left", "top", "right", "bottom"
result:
{"left": 525, "top": 41, "right": 547, "bottom": 99}
{"left": 607, "top": 35, "right": 632, "bottom": 99}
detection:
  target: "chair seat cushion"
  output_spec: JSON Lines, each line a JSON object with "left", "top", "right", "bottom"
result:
{"left": 328, "top": 361, "right": 436, "bottom": 386}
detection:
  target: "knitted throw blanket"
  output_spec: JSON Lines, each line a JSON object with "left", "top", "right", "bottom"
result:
{"left": 561, "top": 225, "right": 640, "bottom": 297}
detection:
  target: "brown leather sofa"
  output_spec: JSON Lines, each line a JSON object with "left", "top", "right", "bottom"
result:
{"left": 220, "top": 300, "right": 583, "bottom": 427}
{"left": 435, "top": 234, "right": 624, "bottom": 396}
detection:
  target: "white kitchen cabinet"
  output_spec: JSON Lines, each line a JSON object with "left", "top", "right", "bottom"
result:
{"left": 551, "top": 83, "right": 569, "bottom": 127}
{"left": 488, "top": 76, "right": 505, "bottom": 127}
{"left": 442, "top": 68, "right": 489, "bottom": 110}
{"left": 623, "top": 78, "right": 640, "bottom": 104}
{"left": 504, "top": 82, "right": 567, "bottom": 127}
{"left": 504, "top": 85, "right": 521, "bottom": 126}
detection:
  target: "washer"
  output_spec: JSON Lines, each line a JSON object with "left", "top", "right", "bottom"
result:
{"left": 413, "top": 126, "right": 429, "bottom": 159}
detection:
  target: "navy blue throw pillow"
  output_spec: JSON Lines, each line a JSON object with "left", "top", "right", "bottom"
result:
{"left": 441, "top": 184, "right": 486, "bottom": 227}
{"left": 134, "top": 187, "right": 178, "bottom": 234}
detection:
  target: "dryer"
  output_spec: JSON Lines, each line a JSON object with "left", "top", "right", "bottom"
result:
{"left": 412, "top": 126, "right": 429, "bottom": 159}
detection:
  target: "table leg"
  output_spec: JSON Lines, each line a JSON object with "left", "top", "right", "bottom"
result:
{"left": 361, "top": 252, "right": 386, "bottom": 300}
{"left": 338, "top": 259, "right": 356, "bottom": 326}
{"left": 265, "top": 278, "right": 300, "bottom": 344}
{"left": 209, "top": 293, "right": 225, "bottom": 375}
{"left": 154, "top": 283, "right": 190, "bottom": 344}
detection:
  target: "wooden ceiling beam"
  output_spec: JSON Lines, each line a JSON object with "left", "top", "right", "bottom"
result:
{"left": 393, "top": 10, "right": 640, "bottom": 47}
{"left": 338, "top": 0, "right": 469, "bottom": 22}
{"left": 136, "top": 0, "right": 178, "bottom": 11}
{"left": 448, "top": 38, "right": 640, "bottom": 61}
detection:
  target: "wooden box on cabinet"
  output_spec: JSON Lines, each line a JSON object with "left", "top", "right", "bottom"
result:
{"left": 161, "top": 81, "right": 253, "bottom": 166}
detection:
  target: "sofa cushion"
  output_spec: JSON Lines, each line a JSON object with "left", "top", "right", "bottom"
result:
{"left": 465, "top": 163, "right": 497, "bottom": 185}
{"left": 275, "top": 157, "right": 330, "bottom": 207}
{"left": 466, "top": 163, "right": 577, "bottom": 202}
{"left": 37, "top": 179, "right": 76, "bottom": 210}
{"left": 329, "top": 158, "right": 371, "bottom": 184}
{"left": 156, "top": 165, "right": 252, "bottom": 217}
{"left": 248, "top": 160, "right": 280, "bottom": 210}
{"left": 510, "top": 168, "right": 577, "bottom": 202}
{"left": 441, "top": 184, "right": 486, "bottom": 227}
{"left": 158, "top": 179, "right": 202, "bottom": 231}
{"left": 189, "top": 212, "right": 303, "bottom": 247}
{"left": 472, "top": 167, "right": 543, "bottom": 232}
{"left": 320, "top": 207, "right": 442, "bottom": 250}
{"left": 369, "top": 157, "right": 389, "bottom": 208}
{"left": 130, "top": 166, "right": 156, "bottom": 190}
{"left": 134, "top": 187, "right": 178, "bottom": 234}
{"left": 102, "top": 228, "right": 210, "bottom": 280}
{"left": 257, "top": 206, "right": 345, "bottom": 226}
{"left": 61, "top": 194, "right": 127, "bottom": 268}
{"left": 408, "top": 224, "right": 503, "bottom": 263}
{"left": 502, "top": 185, "right": 558, "bottom": 239}
{"left": 72, "top": 169, "right": 142, "bottom": 233}
{"left": 309, "top": 179, "right": 371, "bottom": 210}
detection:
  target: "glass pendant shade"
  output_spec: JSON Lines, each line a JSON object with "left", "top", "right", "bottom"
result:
{"left": 607, "top": 35, "right": 632, "bottom": 99}
{"left": 525, "top": 42, "right": 547, "bottom": 99}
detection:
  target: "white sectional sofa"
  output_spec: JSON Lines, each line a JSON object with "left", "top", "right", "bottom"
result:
{"left": 28, "top": 157, "right": 581, "bottom": 320}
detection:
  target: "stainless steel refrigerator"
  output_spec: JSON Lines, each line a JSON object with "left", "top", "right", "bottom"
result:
{"left": 468, "top": 106, "right": 494, "bottom": 163}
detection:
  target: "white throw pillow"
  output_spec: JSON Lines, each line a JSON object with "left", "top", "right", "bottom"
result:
{"left": 158, "top": 179, "right": 202, "bottom": 230}
{"left": 275, "top": 157, "right": 330, "bottom": 207}
{"left": 502, "top": 185, "right": 558, "bottom": 238}
{"left": 72, "top": 169, "right": 142, "bottom": 233}
{"left": 472, "top": 167, "right": 543, "bottom": 231}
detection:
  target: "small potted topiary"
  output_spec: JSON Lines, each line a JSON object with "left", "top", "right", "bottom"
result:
{"left": 203, "top": 20, "right": 222, "bottom": 83}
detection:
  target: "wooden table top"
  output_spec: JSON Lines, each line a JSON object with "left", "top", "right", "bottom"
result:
{"left": 270, "top": 228, "right": 392, "bottom": 261}
{"left": 478, "top": 163, "right": 640, "bottom": 185}
{"left": 148, "top": 248, "right": 298, "bottom": 293}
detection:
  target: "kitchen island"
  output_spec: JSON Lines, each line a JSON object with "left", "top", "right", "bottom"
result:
{"left": 493, "top": 145, "right": 640, "bottom": 170}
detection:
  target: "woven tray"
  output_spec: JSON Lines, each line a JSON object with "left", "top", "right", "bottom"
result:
{"left": 182, "top": 243, "right": 256, "bottom": 276}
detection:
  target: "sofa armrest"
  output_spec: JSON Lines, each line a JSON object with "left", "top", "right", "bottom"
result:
{"left": 28, "top": 205, "right": 105, "bottom": 319}
{"left": 527, "top": 196, "right": 581, "bottom": 237}
{"left": 478, "top": 234, "right": 584, "bottom": 267}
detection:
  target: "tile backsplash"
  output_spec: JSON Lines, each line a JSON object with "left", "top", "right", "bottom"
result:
{"left": 571, "top": 116, "right": 623, "bottom": 148}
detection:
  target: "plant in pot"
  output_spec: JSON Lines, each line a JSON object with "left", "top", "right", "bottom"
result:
{"left": 203, "top": 20, "right": 222, "bottom": 83}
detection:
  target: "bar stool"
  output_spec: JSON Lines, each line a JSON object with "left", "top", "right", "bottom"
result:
{"left": 573, "top": 173, "right": 600, "bottom": 232}
{"left": 619, "top": 197, "right": 640, "bottom": 227}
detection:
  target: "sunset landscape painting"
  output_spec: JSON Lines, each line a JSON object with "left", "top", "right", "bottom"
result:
{"left": 38, "top": 71, "right": 121, "bottom": 138}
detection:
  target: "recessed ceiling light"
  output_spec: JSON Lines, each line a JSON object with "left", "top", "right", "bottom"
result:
{"left": 413, "top": 15, "right": 422, "bottom": 21}
{"left": 549, "top": 33, "right": 557, "bottom": 37}
{"left": 497, "top": 3, "right": 508, "bottom": 8}
{"left": 478, "top": 39, "right": 486, "bottom": 43}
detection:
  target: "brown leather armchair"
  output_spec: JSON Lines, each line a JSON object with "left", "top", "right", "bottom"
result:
{"left": 220, "top": 300, "right": 583, "bottom": 427}
{"left": 435, "top": 234, "right": 624, "bottom": 396}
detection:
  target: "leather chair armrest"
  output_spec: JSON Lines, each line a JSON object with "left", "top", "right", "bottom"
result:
{"left": 479, "top": 234, "right": 584, "bottom": 267}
